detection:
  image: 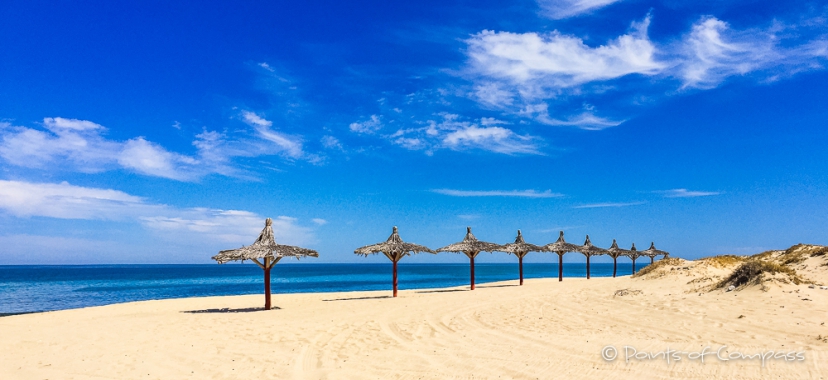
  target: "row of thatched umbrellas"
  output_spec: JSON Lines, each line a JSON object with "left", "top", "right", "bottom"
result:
{"left": 355, "top": 226, "right": 669, "bottom": 297}
{"left": 212, "top": 219, "right": 669, "bottom": 308}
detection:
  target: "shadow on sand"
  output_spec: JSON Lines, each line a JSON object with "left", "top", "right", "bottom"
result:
{"left": 322, "top": 295, "right": 392, "bottom": 302}
{"left": 182, "top": 307, "right": 279, "bottom": 314}
{"left": 476, "top": 284, "right": 519, "bottom": 289}
{"left": 416, "top": 288, "right": 468, "bottom": 293}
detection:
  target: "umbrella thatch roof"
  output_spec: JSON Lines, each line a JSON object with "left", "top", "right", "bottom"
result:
{"left": 212, "top": 218, "right": 319, "bottom": 264}
{"left": 605, "top": 239, "right": 631, "bottom": 259}
{"left": 641, "top": 242, "right": 669, "bottom": 259}
{"left": 625, "top": 243, "right": 641, "bottom": 259}
{"left": 354, "top": 226, "right": 435, "bottom": 258}
{"left": 543, "top": 231, "right": 580, "bottom": 254}
{"left": 495, "top": 230, "right": 544, "bottom": 256}
{"left": 437, "top": 227, "right": 500, "bottom": 254}
{"left": 577, "top": 235, "right": 607, "bottom": 257}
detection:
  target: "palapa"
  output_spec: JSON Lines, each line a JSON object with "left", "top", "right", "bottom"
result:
{"left": 577, "top": 235, "right": 607, "bottom": 279}
{"left": 542, "top": 231, "right": 580, "bottom": 282}
{"left": 641, "top": 242, "right": 669, "bottom": 264}
{"left": 212, "top": 218, "right": 319, "bottom": 310}
{"left": 605, "top": 239, "right": 631, "bottom": 278}
{"left": 625, "top": 243, "right": 642, "bottom": 274}
{"left": 437, "top": 227, "right": 500, "bottom": 290}
{"left": 493, "top": 230, "right": 544, "bottom": 286}
{"left": 354, "top": 226, "right": 435, "bottom": 297}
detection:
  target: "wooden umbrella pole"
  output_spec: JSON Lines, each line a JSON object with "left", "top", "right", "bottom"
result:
{"left": 392, "top": 256, "right": 399, "bottom": 297}
{"left": 632, "top": 258, "right": 637, "bottom": 274}
{"left": 263, "top": 256, "right": 272, "bottom": 310}
{"left": 650, "top": 257, "right": 654, "bottom": 264}
{"left": 586, "top": 255, "right": 591, "bottom": 279}
{"left": 519, "top": 255, "right": 524, "bottom": 286}
{"left": 612, "top": 257, "right": 617, "bottom": 278}
{"left": 470, "top": 255, "right": 475, "bottom": 290}
{"left": 558, "top": 253, "right": 564, "bottom": 282}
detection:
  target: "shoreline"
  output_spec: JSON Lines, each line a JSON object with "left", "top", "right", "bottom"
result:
{"left": 0, "top": 262, "right": 646, "bottom": 315}
{"left": 0, "top": 275, "right": 598, "bottom": 316}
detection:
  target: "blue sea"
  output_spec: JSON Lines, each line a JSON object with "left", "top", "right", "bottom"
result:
{"left": 0, "top": 262, "right": 646, "bottom": 314}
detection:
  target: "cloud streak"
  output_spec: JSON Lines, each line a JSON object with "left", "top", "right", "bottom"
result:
{"left": 537, "top": 0, "right": 622, "bottom": 20}
{"left": 0, "top": 180, "right": 316, "bottom": 245}
{"left": 660, "top": 188, "right": 721, "bottom": 198}
{"left": 573, "top": 201, "right": 646, "bottom": 208}
{"left": 432, "top": 189, "right": 563, "bottom": 198}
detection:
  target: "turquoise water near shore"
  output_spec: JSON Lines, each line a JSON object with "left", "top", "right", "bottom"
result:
{"left": 0, "top": 262, "right": 647, "bottom": 314}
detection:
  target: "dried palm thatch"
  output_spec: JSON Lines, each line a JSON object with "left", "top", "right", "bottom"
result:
{"left": 624, "top": 243, "right": 642, "bottom": 274}
{"left": 641, "top": 242, "right": 669, "bottom": 264}
{"left": 542, "top": 231, "right": 580, "bottom": 282}
{"left": 212, "top": 218, "right": 319, "bottom": 310}
{"left": 577, "top": 235, "right": 607, "bottom": 279}
{"left": 354, "top": 226, "right": 435, "bottom": 297}
{"left": 493, "top": 230, "right": 544, "bottom": 286}
{"left": 437, "top": 227, "right": 500, "bottom": 290}
{"left": 605, "top": 239, "right": 631, "bottom": 278}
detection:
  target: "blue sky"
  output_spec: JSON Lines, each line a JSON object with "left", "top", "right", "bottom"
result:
{"left": 1, "top": 0, "right": 827, "bottom": 264}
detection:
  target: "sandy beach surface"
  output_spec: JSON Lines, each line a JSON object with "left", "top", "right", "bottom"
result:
{"left": 2, "top": 248, "right": 828, "bottom": 379}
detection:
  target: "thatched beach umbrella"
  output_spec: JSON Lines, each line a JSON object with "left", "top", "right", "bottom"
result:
{"left": 212, "top": 218, "right": 319, "bottom": 310}
{"left": 354, "top": 226, "right": 435, "bottom": 297}
{"left": 641, "top": 242, "right": 669, "bottom": 264}
{"left": 605, "top": 239, "right": 631, "bottom": 278}
{"left": 493, "top": 230, "right": 544, "bottom": 286}
{"left": 625, "top": 243, "right": 642, "bottom": 274}
{"left": 577, "top": 235, "right": 607, "bottom": 279}
{"left": 543, "top": 231, "right": 580, "bottom": 282}
{"left": 437, "top": 227, "right": 500, "bottom": 290}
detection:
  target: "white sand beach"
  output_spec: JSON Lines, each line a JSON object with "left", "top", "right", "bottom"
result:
{"left": 2, "top": 246, "right": 827, "bottom": 379}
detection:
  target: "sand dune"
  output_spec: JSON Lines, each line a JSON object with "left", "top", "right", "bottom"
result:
{"left": 2, "top": 246, "right": 827, "bottom": 379}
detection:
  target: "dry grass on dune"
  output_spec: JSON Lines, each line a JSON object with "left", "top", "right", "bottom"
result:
{"left": 715, "top": 260, "right": 807, "bottom": 290}
{"left": 632, "top": 244, "right": 828, "bottom": 293}
{"left": 697, "top": 254, "right": 747, "bottom": 268}
{"left": 631, "top": 257, "right": 685, "bottom": 278}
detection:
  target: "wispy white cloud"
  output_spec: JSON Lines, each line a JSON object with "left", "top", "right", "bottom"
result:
{"left": 320, "top": 135, "right": 344, "bottom": 150}
{"left": 0, "top": 180, "right": 315, "bottom": 245}
{"left": 675, "top": 17, "right": 828, "bottom": 89}
{"left": 0, "top": 117, "right": 121, "bottom": 172}
{"left": 0, "top": 179, "right": 151, "bottom": 220}
{"left": 258, "top": 62, "right": 275, "bottom": 72}
{"left": 464, "top": 16, "right": 661, "bottom": 129}
{"left": 349, "top": 115, "right": 384, "bottom": 134}
{"left": 537, "top": 0, "right": 622, "bottom": 20}
{"left": 678, "top": 17, "right": 778, "bottom": 89}
{"left": 388, "top": 113, "right": 541, "bottom": 155}
{"left": 432, "top": 189, "right": 563, "bottom": 198}
{"left": 442, "top": 125, "right": 537, "bottom": 154}
{"left": 312, "top": 218, "right": 328, "bottom": 225}
{"left": 241, "top": 111, "right": 304, "bottom": 158}
{"left": 466, "top": 16, "right": 663, "bottom": 99}
{"left": 462, "top": 14, "right": 828, "bottom": 130}
{"left": 573, "top": 201, "right": 646, "bottom": 208}
{"left": 522, "top": 103, "right": 625, "bottom": 130}
{"left": 0, "top": 114, "right": 317, "bottom": 181}
{"left": 660, "top": 188, "right": 721, "bottom": 198}
{"left": 118, "top": 138, "right": 198, "bottom": 181}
